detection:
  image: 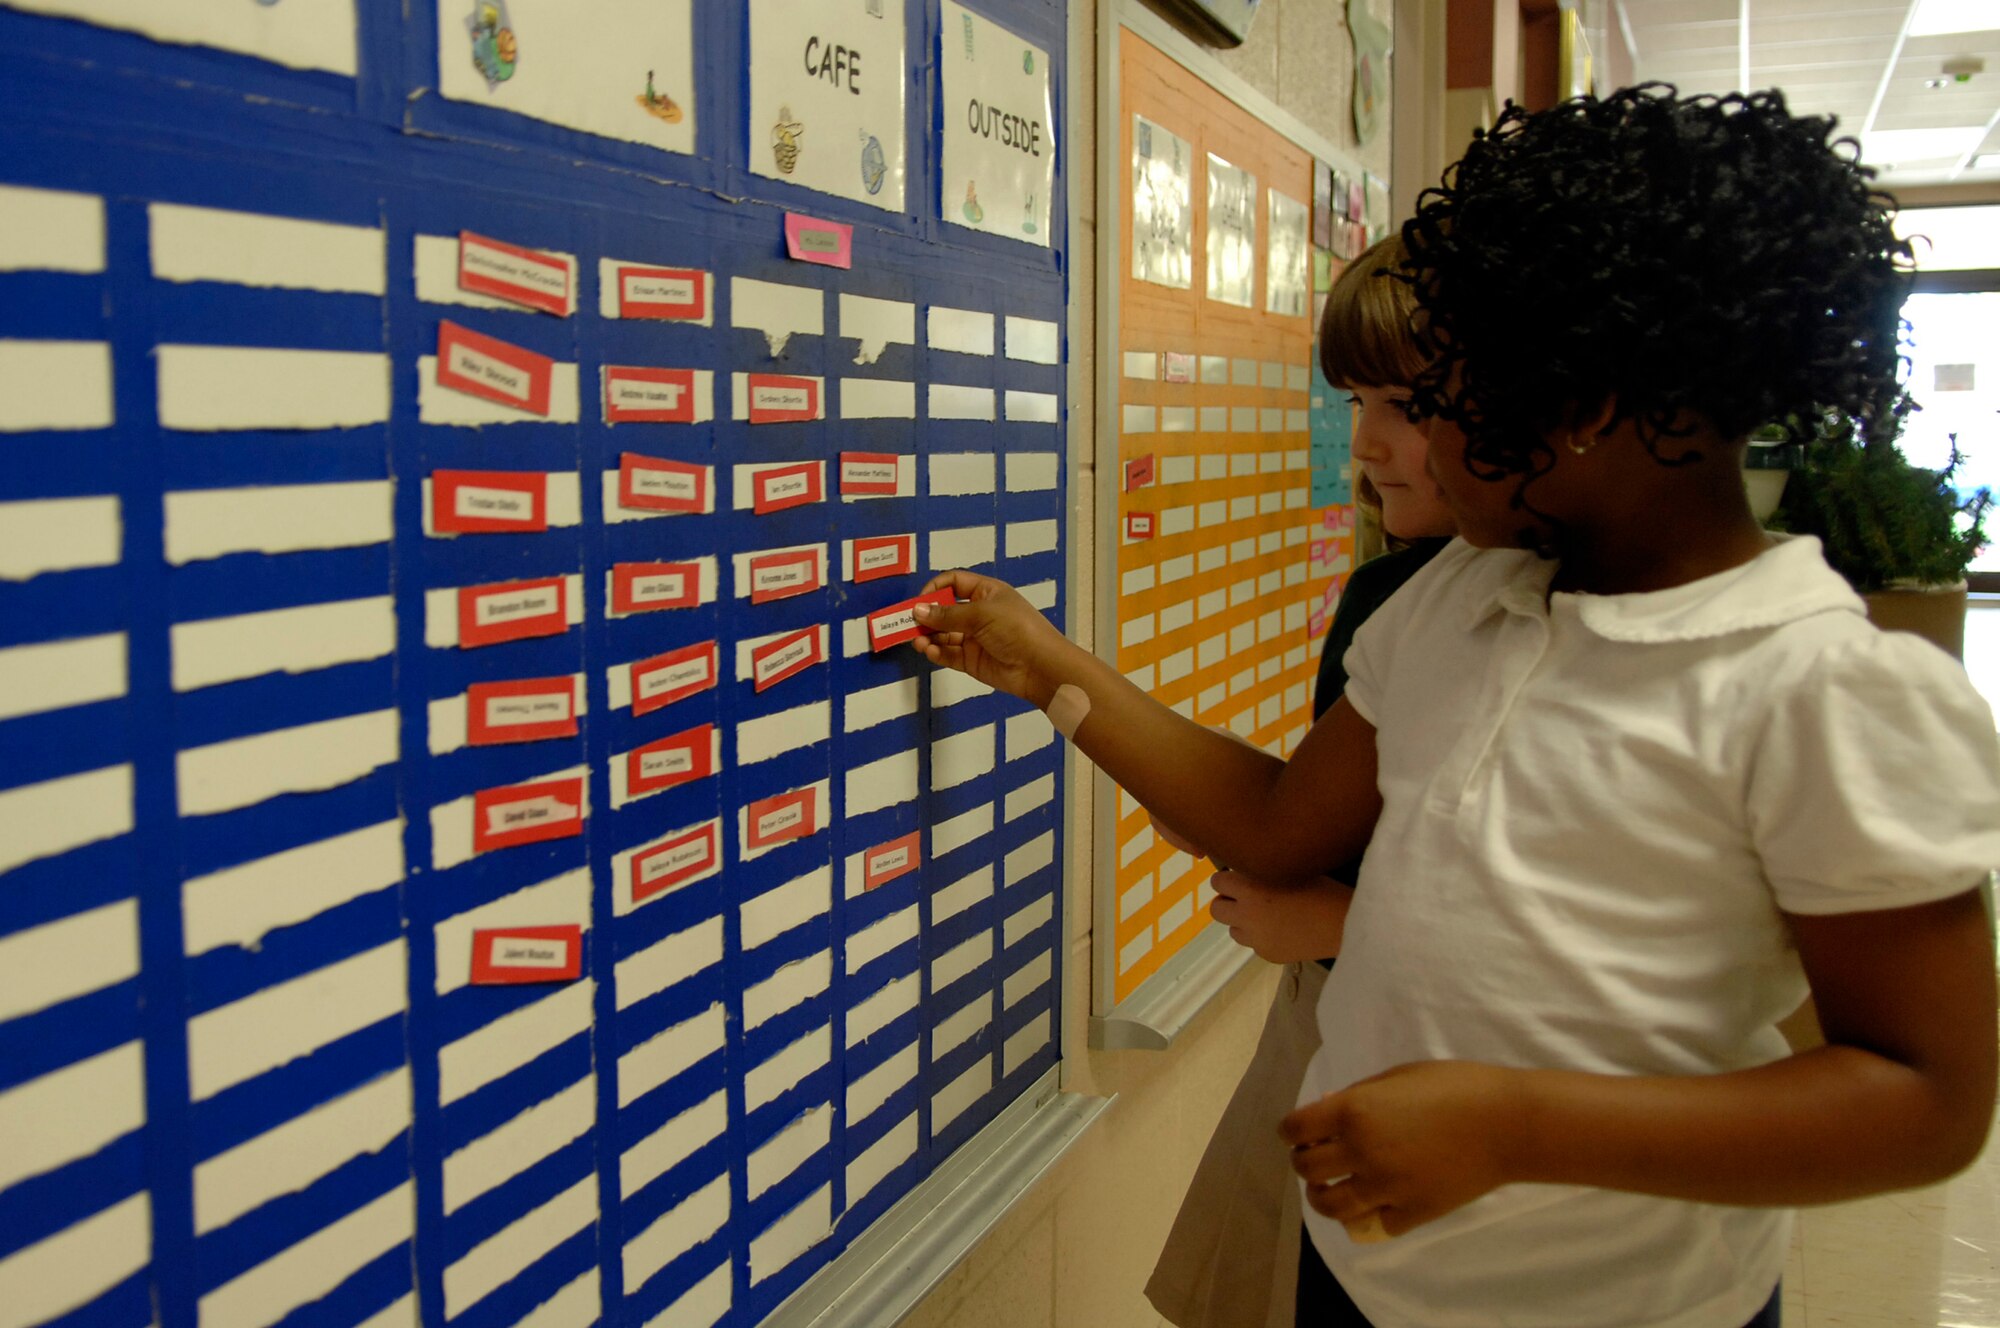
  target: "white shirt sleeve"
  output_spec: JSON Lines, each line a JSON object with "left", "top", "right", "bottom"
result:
{"left": 1748, "top": 630, "right": 2000, "bottom": 916}
{"left": 1340, "top": 539, "right": 1475, "bottom": 726}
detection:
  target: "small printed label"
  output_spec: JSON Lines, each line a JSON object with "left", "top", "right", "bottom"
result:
{"left": 627, "top": 725, "right": 715, "bottom": 797}
{"left": 1124, "top": 512, "right": 1155, "bottom": 541}
{"left": 611, "top": 561, "right": 701, "bottom": 615}
{"left": 458, "top": 577, "right": 569, "bottom": 648}
{"left": 617, "top": 265, "right": 707, "bottom": 321}
{"left": 432, "top": 469, "right": 547, "bottom": 534}
{"left": 850, "top": 534, "right": 913, "bottom": 583}
{"left": 747, "top": 549, "right": 822, "bottom": 604}
{"left": 604, "top": 366, "right": 700, "bottom": 424}
{"left": 746, "top": 786, "right": 817, "bottom": 851}
{"left": 783, "top": 213, "right": 854, "bottom": 269}
{"left": 466, "top": 677, "right": 578, "bottom": 745}
{"left": 459, "top": 232, "right": 573, "bottom": 316}
{"left": 630, "top": 641, "right": 718, "bottom": 716}
{"left": 470, "top": 925, "right": 584, "bottom": 985}
{"left": 1163, "top": 352, "right": 1195, "bottom": 384}
{"left": 839, "top": 451, "right": 902, "bottom": 495}
{"left": 472, "top": 776, "right": 585, "bottom": 853}
{"left": 750, "top": 627, "right": 823, "bottom": 693}
{"left": 752, "top": 462, "right": 824, "bottom": 514}
{"left": 863, "top": 830, "right": 921, "bottom": 890}
{"left": 867, "top": 589, "right": 955, "bottom": 652}
{"left": 631, "top": 822, "right": 720, "bottom": 903}
{"left": 436, "top": 320, "right": 555, "bottom": 416}
{"left": 746, "top": 373, "right": 820, "bottom": 424}
{"left": 618, "top": 453, "right": 709, "bottom": 513}
{"left": 1123, "top": 453, "right": 1155, "bottom": 491}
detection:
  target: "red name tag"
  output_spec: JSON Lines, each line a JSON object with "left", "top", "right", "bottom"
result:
{"left": 1123, "top": 453, "right": 1155, "bottom": 491}
{"left": 867, "top": 589, "right": 955, "bottom": 652}
{"left": 746, "top": 786, "right": 818, "bottom": 851}
{"left": 616, "top": 265, "right": 707, "bottom": 321}
{"left": 863, "top": 830, "right": 922, "bottom": 890}
{"left": 436, "top": 320, "right": 555, "bottom": 417}
{"left": 458, "top": 576, "right": 569, "bottom": 649}
{"left": 618, "top": 453, "right": 709, "bottom": 514}
{"left": 432, "top": 469, "right": 548, "bottom": 534}
{"left": 631, "top": 822, "right": 720, "bottom": 904}
{"left": 750, "top": 627, "right": 824, "bottom": 693}
{"left": 1124, "top": 512, "right": 1155, "bottom": 541}
{"left": 473, "top": 776, "right": 584, "bottom": 853}
{"left": 752, "top": 462, "right": 824, "bottom": 514}
{"left": 605, "top": 366, "right": 699, "bottom": 424}
{"left": 466, "top": 677, "right": 578, "bottom": 745}
{"left": 458, "top": 231, "right": 573, "bottom": 317}
{"left": 746, "top": 373, "right": 820, "bottom": 424}
{"left": 839, "top": 451, "right": 902, "bottom": 495}
{"left": 747, "top": 549, "right": 822, "bottom": 604}
{"left": 851, "top": 534, "right": 914, "bottom": 583}
{"left": 469, "top": 925, "right": 583, "bottom": 985}
{"left": 611, "top": 561, "right": 702, "bottom": 614}
{"left": 1163, "top": 352, "right": 1195, "bottom": 383}
{"left": 627, "top": 725, "right": 716, "bottom": 797}
{"left": 630, "top": 641, "right": 718, "bottom": 716}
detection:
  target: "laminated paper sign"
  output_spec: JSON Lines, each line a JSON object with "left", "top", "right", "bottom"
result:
{"left": 431, "top": 469, "right": 548, "bottom": 534}
{"left": 747, "top": 549, "right": 822, "bottom": 604}
{"left": 459, "top": 576, "right": 569, "bottom": 648}
{"left": 616, "top": 266, "right": 707, "bottom": 320}
{"left": 745, "top": 785, "right": 817, "bottom": 851}
{"left": 839, "top": 451, "right": 902, "bottom": 495}
{"left": 746, "top": 373, "right": 820, "bottom": 424}
{"left": 619, "top": 453, "right": 709, "bottom": 513}
{"left": 467, "top": 677, "right": 578, "bottom": 745}
{"left": 470, "top": 925, "right": 583, "bottom": 985}
{"left": 632, "top": 822, "right": 720, "bottom": 904}
{"left": 751, "top": 626, "right": 824, "bottom": 692}
{"left": 473, "top": 776, "right": 584, "bottom": 852}
{"left": 458, "top": 231, "right": 574, "bottom": 316}
{"left": 436, "top": 321, "right": 554, "bottom": 416}
{"left": 626, "top": 725, "right": 715, "bottom": 796}
{"left": 748, "top": 0, "right": 908, "bottom": 211}
{"left": 605, "top": 367, "right": 699, "bottom": 423}
{"left": 851, "top": 533, "right": 913, "bottom": 583}
{"left": 612, "top": 561, "right": 702, "bottom": 614}
{"left": 630, "top": 641, "right": 718, "bottom": 715}
{"left": 752, "top": 462, "right": 824, "bottom": 514}
{"left": 862, "top": 830, "right": 921, "bottom": 890}
{"left": 939, "top": 0, "right": 1054, "bottom": 247}
{"left": 867, "top": 588, "right": 955, "bottom": 651}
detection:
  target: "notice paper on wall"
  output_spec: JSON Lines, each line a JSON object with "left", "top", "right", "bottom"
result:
{"left": 939, "top": 0, "right": 1053, "bottom": 246}
{"left": 748, "top": 0, "right": 908, "bottom": 210}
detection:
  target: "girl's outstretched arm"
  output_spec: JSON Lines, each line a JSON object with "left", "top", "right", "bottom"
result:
{"left": 911, "top": 569, "right": 1383, "bottom": 882}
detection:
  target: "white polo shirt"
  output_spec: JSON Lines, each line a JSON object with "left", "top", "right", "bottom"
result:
{"left": 1300, "top": 536, "right": 2000, "bottom": 1328}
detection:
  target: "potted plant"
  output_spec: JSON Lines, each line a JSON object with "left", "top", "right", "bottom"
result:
{"left": 1766, "top": 396, "right": 1991, "bottom": 659}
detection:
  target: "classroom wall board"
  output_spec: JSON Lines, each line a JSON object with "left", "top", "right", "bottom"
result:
{"left": 0, "top": 3, "right": 1070, "bottom": 1328}
{"left": 1094, "top": 6, "right": 1364, "bottom": 1042}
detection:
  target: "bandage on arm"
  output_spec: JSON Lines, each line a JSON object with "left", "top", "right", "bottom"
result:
{"left": 1046, "top": 683, "right": 1090, "bottom": 741}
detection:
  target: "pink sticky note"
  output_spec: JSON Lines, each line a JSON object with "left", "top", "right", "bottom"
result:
{"left": 785, "top": 213, "right": 854, "bottom": 269}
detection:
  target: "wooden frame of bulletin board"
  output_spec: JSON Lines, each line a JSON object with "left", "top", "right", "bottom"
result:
{"left": 1092, "top": 2, "right": 1374, "bottom": 1049}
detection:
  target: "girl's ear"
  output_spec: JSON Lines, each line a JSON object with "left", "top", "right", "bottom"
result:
{"left": 1551, "top": 396, "right": 1619, "bottom": 455}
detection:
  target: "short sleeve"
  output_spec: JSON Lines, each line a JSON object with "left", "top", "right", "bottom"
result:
{"left": 1338, "top": 543, "right": 1463, "bottom": 725}
{"left": 1749, "top": 631, "right": 2000, "bottom": 916}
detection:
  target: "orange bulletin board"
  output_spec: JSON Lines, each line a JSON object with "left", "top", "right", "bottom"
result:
{"left": 1094, "top": 12, "right": 1361, "bottom": 1040}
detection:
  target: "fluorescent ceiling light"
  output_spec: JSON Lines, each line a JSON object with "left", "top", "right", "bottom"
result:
{"left": 1859, "top": 126, "right": 1986, "bottom": 167}
{"left": 1907, "top": 0, "right": 2000, "bottom": 38}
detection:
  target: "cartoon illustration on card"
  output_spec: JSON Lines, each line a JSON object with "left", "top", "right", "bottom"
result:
{"left": 638, "top": 69, "right": 683, "bottom": 123}
{"left": 468, "top": 1, "right": 517, "bottom": 90}
{"left": 772, "top": 106, "right": 803, "bottom": 175}
{"left": 860, "top": 133, "right": 887, "bottom": 196}
{"left": 962, "top": 180, "right": 984, "bottom": 223}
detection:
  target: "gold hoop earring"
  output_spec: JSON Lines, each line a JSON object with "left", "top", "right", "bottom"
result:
{"left": 1567, "top": 434, "right": 1599, "bottom": 456}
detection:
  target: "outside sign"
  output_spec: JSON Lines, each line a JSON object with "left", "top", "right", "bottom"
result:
{"left": 940, "top": 0, "right": 1054, "bottom": 246}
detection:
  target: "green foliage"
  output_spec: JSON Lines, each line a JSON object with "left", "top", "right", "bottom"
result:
{"left": 1768, "top": 399, "right": 1992, "bottom": 593}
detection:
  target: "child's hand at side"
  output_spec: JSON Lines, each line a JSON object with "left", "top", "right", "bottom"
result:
{"left": 911, "top": 569, "right": 1077, "bottom": 706}
{"left": 1281, "top": 1061, "right": 1530, "bottom": 1241}
{"left": 1210, "top": 871, "right": 1351, "bottom": 963}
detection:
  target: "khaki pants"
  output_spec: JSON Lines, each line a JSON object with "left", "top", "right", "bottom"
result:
{"left": 1146, "top": 963, "right": 1328, "bottom": 1328}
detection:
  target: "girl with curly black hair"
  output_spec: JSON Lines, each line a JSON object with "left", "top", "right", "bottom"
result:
{"left": 910, "top": 85, "right": 2000, "bottom": 1328}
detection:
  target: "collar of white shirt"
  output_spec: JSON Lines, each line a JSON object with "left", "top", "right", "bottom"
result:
{"left": 1468, "top": 534, "right": 1866, "bottom": 644}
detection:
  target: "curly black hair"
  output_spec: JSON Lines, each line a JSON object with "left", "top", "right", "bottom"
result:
{"left": 1400, "top": 84, "right": 1912, "bottom": 488}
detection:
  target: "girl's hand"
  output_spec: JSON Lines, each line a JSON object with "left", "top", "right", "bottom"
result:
{"left": 911, "top": 570, "right": 1072, "bottom": 705}
{"left": 1280, "top": 1061, "right": 1530, "bottom": 1239}
{"left": 1210, "top": 871, "right": 1351, "bottom": 963}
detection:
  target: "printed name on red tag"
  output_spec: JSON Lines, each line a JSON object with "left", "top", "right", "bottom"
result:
{"left": 436, "top": 320, "right": 555, "bottom": 417}
{"left": 746, "top": 373, "right": 820, "bottom": 424}
{"left": 747, "top": 549, "right": 822, "bottom": 604}
{"left": 618, "top": 453, "right": 709, "bottom": 514}
{"left": 1123, "top": 453, "right": 1155, "bottom": 491}
{"left": 458, "top": 576, "right": 569, "bottom": 649}
{"left": 432, "top": 469, "right": 548, "bottom": 534}
{"left": 459, "top": 232, "right": 573, "bottom": 316}
{"left": 783, "top": 213, "right": 854, "bottom": 269}
{"left": 851, "top": 534, "right": 914, "bottom": 583}
{"left": 839, "top": 451, "right": 903, "bottom": 495}
{"left": 750, "top": 627, "right": 824, "bottom": 693}
{"left": 746, "top": 786, "right": 817, "bottom": 851}
{"left": 616, "top": 265, "right": 707, "bottom": 321}
{"left": 604, "top": 366, "right": 699, "bottom": 424}
{"left": 631, "top": 822, "right": 720, "bottom": 904}
{"left": 630, "top": 641, "right": 718, "bottom": 716}
{"left": 1124, "top": 512, "right": 1156, "bottom": 541}
{"left": 862, "top": 830, "right": 922, "bottom": 891}
{"left": 466, "top": 677, "right": 578, "bottom": 745}
{"left": 752, "top": 462, "right": 824, "bottom": 514}
{"left": 611, "top": 561, "right": 702, "bottom": 615}
{"left": 473, "top": 776, "right": 585, "bottom": 853}
{"left": 469, "top": 925, "right": 583, "bottom": 985}
{"left": 867, "top": 589, "right": 956, "bottom": 652}
{"left": 627, "top": 725, "right": 716, "bottom": 797}
{"left": 1163, "top": 352, "right": 1195, "bottom": 384}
